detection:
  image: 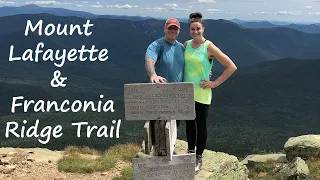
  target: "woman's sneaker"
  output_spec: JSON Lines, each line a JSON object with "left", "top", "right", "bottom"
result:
{"left": 195, "top": 155, "right": 203, "bottom": 172}
{"left": 187, "top": 149, "right": 195, "bottom": 153}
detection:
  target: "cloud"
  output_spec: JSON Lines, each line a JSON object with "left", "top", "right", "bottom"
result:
{"left": 253, "top": 11, "right": 268, "bottom": 15}
{"left": 164, "top": 3, "right": 178, "bottom": 7}
{"left": 91, "top": 4, "right": 103, "bottom": 8}
{"left": 170, "top": 7, "right": 190, "bottom": 11}
{"left": 309, "top": 12, "right": 320, "bottom": 15}
{"left": 306, "top": 6, "right": 312, "bottom": 8}
{"left": 141, "top": 7, "right": 166, "bottom": 12}
{"left": 189, "top": 0, "right": 215, "bottom": 3}
{"left": 106, "top": 4, "right": 138, "bottom": 9}
{"left": 276, "top": 11, "right": 301, "bottom": 15}
{"left": 25, "top": 1, "right": 56, "bottom": 5}
{"left": 76, "top": 4, "right": 84, "bottom": 7}
{"left": 197, "top": 0, "right": 216, "bottom": 3}
{"left": 0, "top": 0, "right": 15, "bottom": 4}
{"left": 206, "top": 9, "right": 223, "bottom": 13}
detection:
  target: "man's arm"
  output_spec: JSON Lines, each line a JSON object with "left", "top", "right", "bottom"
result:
{"left": 145, "top": 58, "right": 156, "bottom": 77}
{"left": 145, "top": 58, "right": 166, "bottom": 83}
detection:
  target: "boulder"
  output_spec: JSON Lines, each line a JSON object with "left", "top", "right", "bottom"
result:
{"left": 284, "top": 135, "right": 320, "bottom": 161}
{"left": 241, "top": 153, "right": 288, "bottom": 167}
{"left": 174, "top": 140, "right": 249, "bottom": 180}
{"left": 280, "top": 157, "right": 309, "bottom": 180}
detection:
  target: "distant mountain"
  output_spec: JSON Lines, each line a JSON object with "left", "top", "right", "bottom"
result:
{"left": 240, "top": 21, "right": 320, "bottom": 34}
{"left": 231, "top": 18, "right": 292, "bottom": 25}
{"left": 286, "top": 24, "right": 320, "bottom": 34}
{"left": 97, "top": 15, "right": 155, "bottom": 21}
{"left": 0, "top": 4, "right": 96, "bottom": 18}
{"left": 1, "top": 14, "right": 320, "bottom": 70}
{"left": 205, "top": 58, "right": 320, "bottom": 155}
{"left": 0, "top": 5, "right": 155, "bottom": 21}
{"left": 240, "top": 21, "right": 279, "bottom": 28}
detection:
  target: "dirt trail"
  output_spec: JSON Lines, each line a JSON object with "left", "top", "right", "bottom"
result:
{"left": 0, "top": 148, "right": 127, "bottom": 180}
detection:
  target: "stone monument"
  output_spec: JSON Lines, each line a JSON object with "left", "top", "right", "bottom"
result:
{"left": 124, "top": 82, "right": 196, "bottom": 180}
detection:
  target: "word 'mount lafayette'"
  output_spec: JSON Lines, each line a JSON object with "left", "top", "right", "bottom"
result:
{"left": 8, "top": 19, "right": 108, "bottom": 67}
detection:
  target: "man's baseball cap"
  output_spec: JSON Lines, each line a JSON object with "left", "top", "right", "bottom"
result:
{"left": 165, "top": 18, "right": 180, "bottom": 29}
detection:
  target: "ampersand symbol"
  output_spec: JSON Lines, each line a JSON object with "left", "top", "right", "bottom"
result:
{"left": 51, "top": 70, "right": 67, "bottom": 87}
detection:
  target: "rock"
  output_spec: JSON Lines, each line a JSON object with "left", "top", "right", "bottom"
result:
{"left": 175, "top": 140, "right": 249, "bottom": 180}
{"left": 27, "top": 158, "right": 35, "bottom": 162}
{"left": 7, "top": 152, "right": 18, "bottom": 156}
{"left": 242, "top": 153, "right": 288, "bottom": 166}
{"left": 2, "top": 165, "right": 17, "bottom": 174}
{"left": 0, "top": 157, "right": 12, "bottom": 165}
{"left": 101, "top": 172, "right": 108, "bottom": 176}
{"left": 54, "top": 175, "right": 66, "bottom": 180}
{"left": 258, "top": 172, "right": 267, "bottom": 177}
{"left": 284, "top": 135, "right": 320, "bottom": 161}
{"left": 280, "top": 157, "right": 309, "bottom": 180}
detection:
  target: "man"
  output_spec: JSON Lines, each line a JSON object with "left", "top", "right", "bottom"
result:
{"left": 144, "top": 18, "right": 184, "bottom": 155}
{"left": 145, "top": 18, "right": 185, "bottom": 84}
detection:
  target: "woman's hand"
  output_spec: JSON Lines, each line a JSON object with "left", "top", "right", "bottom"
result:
{"left": 200, "top": 79, "right": 218, "bottom": 89}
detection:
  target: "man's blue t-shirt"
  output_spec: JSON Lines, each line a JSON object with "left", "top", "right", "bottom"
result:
{"left": 145, "top": 37, "right": 185, "bottom": 83}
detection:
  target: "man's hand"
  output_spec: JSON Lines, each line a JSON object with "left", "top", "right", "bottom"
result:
{"left": 150, "top": 74, "right": 166, "bottom": 83}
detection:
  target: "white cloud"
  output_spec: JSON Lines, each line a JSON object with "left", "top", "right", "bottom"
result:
{"left": 25, "top": 1, "right": 57, "bottom": 5}
{"left": 91, "top": 4, "right": 103, "bottom": 8}
{"left": 76, "top": 4, "right": 83, "bottom": 7}
{"left": 0, "top": 0, "right": 15, "bottom": 4}
{"left": 306, "top": 5, "right": 312, "bottom": 8}
{"left": 197, "top": 0, "right": 216, "bottom": 3}
{"left": 207, "top": 9, "right": 223, "bottom": 13}
{"left": 82, "top": 1, "right": 88, "bottom": 3}
{"left": 170, "top": 7, "right": 190, "bottom": 11}
{"left": 276, "top": 11, "right": 301, "bottom": 15}
{"left": 106, "top": 4, "right": 138, "bottom": 9}
{"left": 309, "top": 12, "right": 320, "bottom": 15}
{"left": 207, "top": 9, "right": 223, "bottom": 12}
{"left": 253, "top": 11, "right": 268, "bottom": 15}
{"left": 141, "top": 7, "right": 166, "bottom": 12}
{"left": 164, "top": 3, "right": 178, "bottom": 7}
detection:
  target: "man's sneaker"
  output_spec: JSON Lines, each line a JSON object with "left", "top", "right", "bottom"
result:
{"left": 195, "top": 155, "right": 203, "bottom": 172}
{"left": 187, "top": 149, "right": 195, "bottom": 154}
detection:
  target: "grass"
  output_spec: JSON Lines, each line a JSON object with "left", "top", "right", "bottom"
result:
{"left": 247, "top": 160, "right": 286, "bottom": 180}
{"left": 106, "top": 143, "right": 141, "bottom": 162}
{"left": 58, "top": 143, "right": 140, "bottom": 174}
{"left": 307, "top": 158, "right": 320, "bottom": 179}
{"left": 64, "top": 146, "right": 100, "bottom": 156}
{"left": 248, "top": 158, "right": 320, "bottom": 180}
{"left": 112, "top": 165, "right": 134, "bottom": 180}
{"left": 58, "top": 155, "right": 116, "bottom": 173}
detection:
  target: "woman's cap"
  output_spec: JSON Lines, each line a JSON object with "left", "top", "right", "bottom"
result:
{"left": 165, "top": 18, "right": 180, "bottom": 29}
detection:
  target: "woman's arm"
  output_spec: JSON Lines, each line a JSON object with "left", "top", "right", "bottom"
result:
{"left": 200, "top": 42, "right": 237, "bottom": 89}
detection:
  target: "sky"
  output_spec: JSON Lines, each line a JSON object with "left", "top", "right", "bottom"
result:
{"left": 0, "top": 0, "right": 320, "bottom": 23}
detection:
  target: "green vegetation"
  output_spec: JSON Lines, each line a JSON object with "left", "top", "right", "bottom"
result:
{"left": 247, "top": 158, "right": 320, "bottom": 180}
{"left": 112, "top": 165, "right": 134, "bottom": 180}
{"left": 106, "top": 143, "right": 141, "bottom": 162}
{"left": 307, "top": 158, "right": 320, "bottom": 179}
{"left": 58, "top": 155, "right": 116, "bottom": 173}
{"left": 64, "top": 146, "right": 100, "bottom": 156}
{"left": 57, "top": 143, "right": 140, "bottom": 174}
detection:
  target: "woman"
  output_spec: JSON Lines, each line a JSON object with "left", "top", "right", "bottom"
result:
{"left": 183, "top": 12, "right": 237, "bottom": 172}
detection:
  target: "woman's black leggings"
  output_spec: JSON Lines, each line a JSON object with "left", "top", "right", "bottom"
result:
{"left": 186, "top": 101, "right": 210, "bottom": 156}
